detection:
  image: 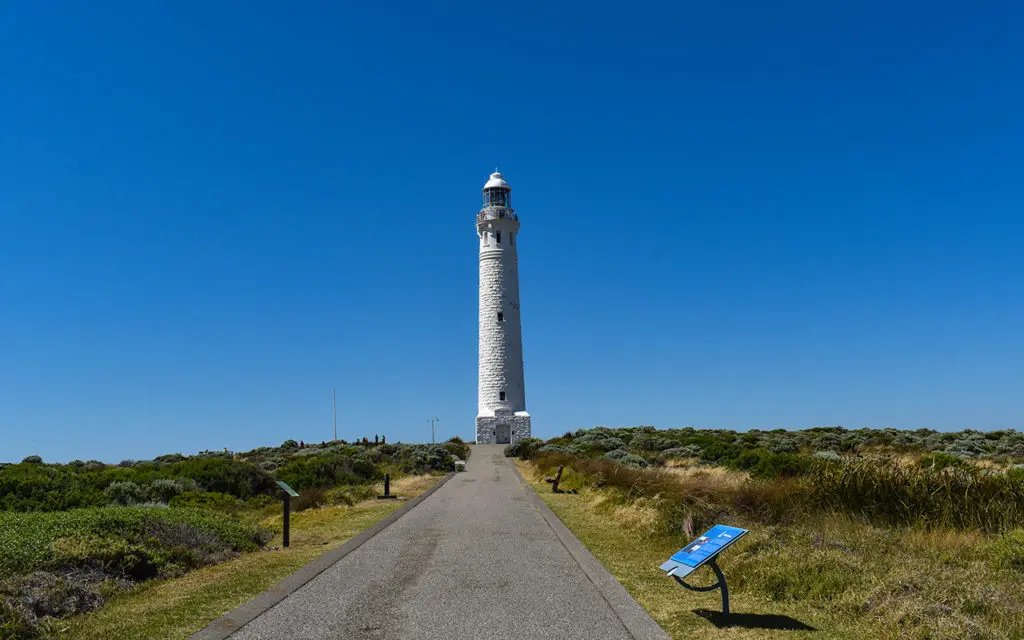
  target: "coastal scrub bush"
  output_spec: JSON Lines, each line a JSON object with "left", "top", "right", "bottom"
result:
{"left": 537, "top": 444, "right": 581, "bottom": 456}
{"left": 989, "top": 529, "right": 1024, "bottom": 571}
{"left": 919, "top": 452, "right": 967, "bottom": 470}
{"left": 617, "top": 454, "right": 649, "bottom": 468}
{"left": 292, "top": 487, "right": 329, "bottom": 512}
{"left": 0, "top": 507, "right": 270, "bottom": 578}
{"left": 148, "top": 478, "right": 197, "bottom": 503}
{"left": 661, "top": 445, "right": 701, "bottom": 459}
{"left": 168, "top": 491, "right": 241, "bottom": 510}
{"left": 504, "top": 438, "right": 543, "bottom": 460}
{"left": 104, "top": 481, "right": 148, "bottom": 506}
{"left": 0, "top": 571, "right": 106, "bottom": 639}
{"left": 275, "top": 454, "right": 378, "bottom": 490}
{"left": 324, "top": 485, "right": 376, "bottom": 507}
{"left": 167, "top": 457, "right": 276, "bottom": 499}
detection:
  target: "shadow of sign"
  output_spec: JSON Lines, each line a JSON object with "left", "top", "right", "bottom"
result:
{"left": 693, "top": 608, "right": 816, "bottom": 631}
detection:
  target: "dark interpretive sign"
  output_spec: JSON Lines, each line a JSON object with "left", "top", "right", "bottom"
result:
{"left": 277, "top": 480, "right": 299, "bottom": 497}
{"left": 659, "top": 525, "right": 748, "bottom": 579}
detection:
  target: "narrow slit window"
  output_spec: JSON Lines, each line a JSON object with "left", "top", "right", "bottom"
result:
{"left": 497, "top": 311, "right": 504, "bottom": 322}
{"left": 496, "top": 231, "right": 501, "bottom": 244}
{"left": 510, "top": 233, "right": 514, "bottom": 245}
{"left": 499, "top": 391, "right": 506, "bottom": 401}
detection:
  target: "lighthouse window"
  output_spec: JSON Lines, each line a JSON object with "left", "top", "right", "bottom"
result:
{"left": 496, "top": 231, "right": 501, "bottom": 244}
{"left": 510, "top": 233, "right": 514, "bottom": 245}
{"left": 497, "top": 312, "right": 504, "bottom": 322}
{"left": 499, "top": 391, "right": 506, "bottom": 401}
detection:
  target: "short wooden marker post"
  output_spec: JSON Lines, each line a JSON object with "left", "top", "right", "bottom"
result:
{"left": 377, "top": 473, "right": 397, "bottom": 500}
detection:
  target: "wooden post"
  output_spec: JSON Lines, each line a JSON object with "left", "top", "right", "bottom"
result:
{"left": 552, "top": 465, "right": 564, "bottom": 493}
{"left": 283, "top": 494, "right": 291, "bottom": 548}
{"left": 384, "top": 473, "right": 390, "bottom": 498}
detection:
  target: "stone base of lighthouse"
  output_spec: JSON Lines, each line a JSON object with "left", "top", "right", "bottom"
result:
{"left": 476, "top": 411, "right": 531, "bottom": 445}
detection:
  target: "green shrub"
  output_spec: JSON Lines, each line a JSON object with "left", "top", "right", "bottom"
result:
{"left": 729, "top": 449, "right": 813, "bottom": 479}
{"left": 617, "top": 454, "right": 649, "bottom": 468}
{"left": 919, "top": 451, "right": 967, "bottom": 470}
{"left": 442, "top": 440, "right": 470, "bottom": 461}
{"left": 0, "top": 571, "right": 105, "bottom": 639}
{"left": 274, "top": 454, "right": 379, "bottom": 490}
{"left": 990, "top": 530, "right": 1024, "bottom": 571}
{"left": 324, "top": 485, "right": 376, "bottom": 507}
{"left": 167, "top": 458, "right": 276, "bottom": 499}
{"left": 0, "top": 508, "right": 270, "bottom": 639}
{"left": 504, "top": 438, "right": 543, "bottom": 460}
{"left": 537, "top": 444, "right": 581, "bottom": 456}
{"left": 661, "top": 445, "right": 701, "bottom": 459}
{"left": 168, "top": 491, "right": 241, "bottom": 510}
{"left": 20, "top": 456, "right": 42, "bottom": 465}
{"left": 148, "top": 478, "right": 196, "bottom": 503}
{"left": 104, "top": 481, "right": 148, "bottom": 506}
{"left": 0, "top": 507, "right": 270, "bottom": 578}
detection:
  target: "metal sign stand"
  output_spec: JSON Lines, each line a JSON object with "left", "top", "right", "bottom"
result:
{"left": 282, "top": 492, "right": 291, "bottom": 548}
{"left": 672, "top": 557, "right": 729, "bottom": 615}
{"left": 276, "top": 480, "right": 300, "bottom": 548}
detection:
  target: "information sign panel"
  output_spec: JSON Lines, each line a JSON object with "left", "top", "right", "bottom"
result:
{"left": 276, "top": 480, "right": 299, "bottom": 497}
{"left": 659, "top": 524, "right": 748, "bottom": 578}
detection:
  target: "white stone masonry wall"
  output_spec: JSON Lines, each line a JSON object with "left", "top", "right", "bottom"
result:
{"left": 476, "top": 215, "right": 529, "bottom": 444}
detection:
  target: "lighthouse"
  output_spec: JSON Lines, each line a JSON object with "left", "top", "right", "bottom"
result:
{"left": 476, "top": 171, "right": 531, "bottom": 445}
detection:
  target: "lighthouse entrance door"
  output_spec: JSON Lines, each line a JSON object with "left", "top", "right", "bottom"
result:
{"left": 495, "top": 424, "right": 511, "bottom": 444}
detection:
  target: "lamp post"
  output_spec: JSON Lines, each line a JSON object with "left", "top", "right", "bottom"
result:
{"left": 429, "top": 417, "right": 439, "bottom": 444}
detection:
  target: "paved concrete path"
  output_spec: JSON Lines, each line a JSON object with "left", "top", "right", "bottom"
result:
{"left": 227, "top": 445, "right": 668, "bottom": 640}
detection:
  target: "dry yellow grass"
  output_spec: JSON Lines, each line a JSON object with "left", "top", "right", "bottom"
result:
{"left": 517, "top": 460, "right": 1024, "bottom": 640}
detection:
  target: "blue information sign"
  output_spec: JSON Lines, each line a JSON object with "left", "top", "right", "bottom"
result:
{"left": 659, "top": 524, "right": 748, "bottom": 579}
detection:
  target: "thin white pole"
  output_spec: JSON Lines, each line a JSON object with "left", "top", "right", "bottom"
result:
{"left": 333, "top": 388, "right": 337, "bottom": 441}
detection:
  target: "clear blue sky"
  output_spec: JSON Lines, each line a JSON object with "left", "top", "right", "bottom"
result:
{"left": 1, "top": 1, "right": 1021, "bottom": 463}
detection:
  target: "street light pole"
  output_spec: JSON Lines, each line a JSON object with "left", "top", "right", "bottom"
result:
{"left": 333, "top": 388, "right": 337, "bottom": 442}
{"left": 429, "top": 417, "right": 439, "bottom": 444}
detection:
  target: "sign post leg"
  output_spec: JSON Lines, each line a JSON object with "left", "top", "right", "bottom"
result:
{"left": 283, "top": 494, "right": 291, "bottom": 548}
{"left": 709, "top": 559, "right": 728, "bottom": 615}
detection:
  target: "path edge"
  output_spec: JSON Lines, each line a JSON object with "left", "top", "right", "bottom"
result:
{"left": 513, "top": 465, "right": 671, "bottom": 640}
{"left": 191, "top": 472, "right": 455, "bottom": 640}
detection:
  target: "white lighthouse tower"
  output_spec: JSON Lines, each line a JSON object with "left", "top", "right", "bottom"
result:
{"left": 476, "top": 171, "right": 531, "bottom": 445}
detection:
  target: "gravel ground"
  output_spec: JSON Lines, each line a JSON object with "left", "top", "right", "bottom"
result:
{"left": 229, "top": 445, "right": 666, "bottom": 640}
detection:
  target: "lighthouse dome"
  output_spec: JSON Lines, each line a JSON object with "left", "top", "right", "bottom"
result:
{"left": 483, "top": 171, "right": 510, "bottom": 191}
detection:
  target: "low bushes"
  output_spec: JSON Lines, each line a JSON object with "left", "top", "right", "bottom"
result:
{"left": 0, "top": 507, "right": 270, "bottom": 578}
{"left": 533, "top": 451, "right": 1024, "bottom": 534}
{"left": 324, "top": 485, "right": 376, "bottom": 507}
{"left": 503, "top": 438, "right": 543, "bottom": 460}
{"left": 0, "top": 507, "right": 271, "bottom": 638}
{"left": 0, "top": 571, "right": 108, "bottom": 639}
{"left": 0, "top": 457, "right": 276, "bottom": 512}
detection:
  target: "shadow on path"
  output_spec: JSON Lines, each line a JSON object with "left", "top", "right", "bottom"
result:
{"left": 693, "top": 608, "right": 816, "bottom": 631}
